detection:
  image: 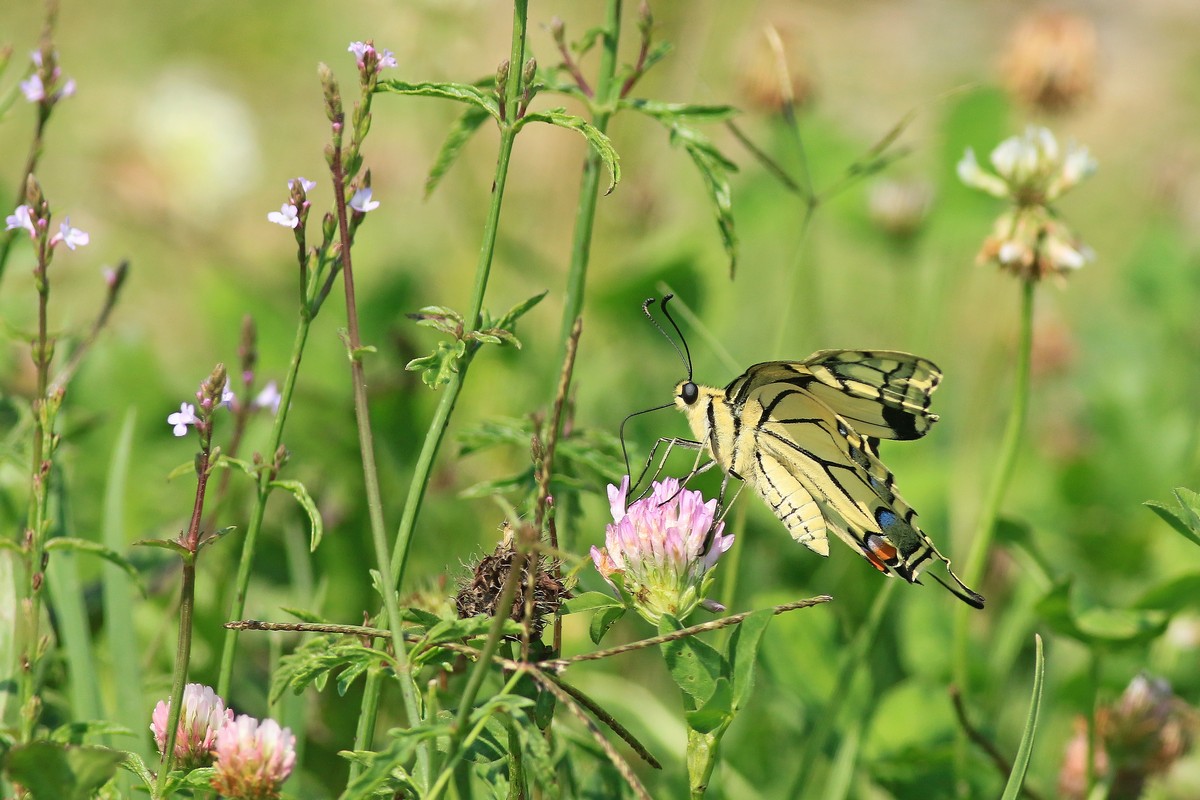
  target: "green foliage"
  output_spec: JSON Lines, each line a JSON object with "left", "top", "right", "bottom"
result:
{"left": 1145, "top": 487, "right": 1200, "bottom": 550}
{"left": 3, "top": 741, "right": 125, "bottom": 800}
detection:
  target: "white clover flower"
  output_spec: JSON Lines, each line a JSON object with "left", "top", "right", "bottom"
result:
{"left": 150, "top": 683, "right": 234, "bottom": 769}
{"left": 591, "top": 476, "right": 733, "bottom": 625}
{"left": 267, "top": 203, "right": 299, "bottom": 228}
{"left": 960, "top": 126, "right": 1096, "bottom": 206}
{"left": 348, "top": 187, "right": 379, "bottom": 213}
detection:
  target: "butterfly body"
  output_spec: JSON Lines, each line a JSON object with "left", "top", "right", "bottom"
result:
{"left": 673, "top": 350, "right": 984, "bottom": 608}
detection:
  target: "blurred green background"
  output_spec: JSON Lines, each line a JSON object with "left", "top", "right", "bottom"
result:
{"left": 2, "top": 0, "right": 1200, "bottom": 797}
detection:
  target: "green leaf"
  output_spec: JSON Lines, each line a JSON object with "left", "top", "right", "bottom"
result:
{"left": 132, "top": 537, "right": 189, "bottom": 559}
{"left": 118, "top": 751, "right": 154, "bottom": 791}
{"left": 49, "top": 721, "right": 135, "bottom": 745}
{"left": 727, "top": 608, "right": 772, "bottom": 710}
{"left": 666, "top": 123, "right": 737, "bottom": 277}
{"left": 1145, "top": 488, "right": 1200, "bottom": 549}
{"left": 572, "top": 26, "right": 607, "bottom": 56}
{"left": 512, "top": 708, "right": 557, "bottom": 791}
{"left": 561, "top": 591, "right": 625, "bottom": 615}
{"left": 658, "top": 614, "right": 725, "bottom": 710}
{"left": 407, "top": 305, "right": 465, "bottom": 335}
{"left": 44, "top": 538, "right": 145, "bottom": 597}
{"left": 375, "top": 80, "right": 500, "bottom": 121}
{"left": 685, "top": 676, "right": 733, "bottom": 734}
{"left": 165, "top": 459, "right": 197, "bottom": 481}
{"left": 1134, "top": 572, "right": 1200, "bottom": 614}
{"left": 267, "top": 479, "right": 324, "bottom": 551}
{"left": 493, "top": 290, "right": 548, "bottom": 331}
{"left": 518, "top": 111, "right": 620, "bottom": 193}
{"left": 620, "top": 99, "right": 737, "bottom": 121}
{"left": 337, "top": 725, "right": 440, "bottom": 800}
{"left": 271, "top": 637, "right": 384, "bottom": 705}
{"left": 406, "top": 339, "right": 467, "bottom": 389}
{"left": 589, "top": 604, "right": 626, "bottom": 645}
{"left": 1000, "top": 635, "right": 1045, "bottom": 800}
{"left": 4, "top": 741, "right": 125, "bottom": 800}
{"left": 1036, "top": 579, "right": 1169, "bottom": 647}
{"left": 426, "top": 104, "right": 492, "bottom": 198}
{"left": 208, "top": 455, "right": 257, "bottom": 477}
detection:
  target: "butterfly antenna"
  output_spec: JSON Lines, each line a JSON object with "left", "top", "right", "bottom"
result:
{"left": 643, "top": 295, "right": 692, "bottom": 380}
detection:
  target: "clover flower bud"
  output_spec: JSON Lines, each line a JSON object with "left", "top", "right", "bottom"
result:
{"left": 1001, "top": 10, "right": 1097, "bottom": 114}
{"left": 150, "top": 683, "right": 233, "bottom": 769}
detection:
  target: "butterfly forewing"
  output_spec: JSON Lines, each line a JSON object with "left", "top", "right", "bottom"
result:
{"left": 803, "top": 350, "right": 942, "bottom": 441}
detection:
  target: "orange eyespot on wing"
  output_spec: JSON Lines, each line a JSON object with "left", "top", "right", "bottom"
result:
{"left": 865, "top": 534, "right": 899, "bottom": 570}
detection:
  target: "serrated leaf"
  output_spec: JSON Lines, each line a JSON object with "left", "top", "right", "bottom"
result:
{"left": 561, "top": 591, "right": 625, "bottom": 615}
{"left": 271, "top": 637, "right": 383, "bottom": 705}
{"left": 375, "top": 80, "right": 500, "bottom": 121}
{"left": 337, "top": 726, "right": 440, "bottom": 800}
{"left": 513, "top": 708, "right": 557, "bottom": 791}
{"left": 4, "top": 741, "right": 125, "bottom": 800}
{"left": 1146, "top": 489, "right": 1200, "bottom": 549}
{"left": 518, "top": 111, "right": 620, "bottom": 193}
{"left": 118, "top": 751, "right": 154, "bottom": 790}
{"left": 620, "top": 99, "right": 737, "bottom": 121}
{"left": 426, "top": 104, "right": 492, "bottom": 198}
{"left": 658, "top": 614, "right": 725, "bottom": 710}
{"left": 406, "top": 339, "right": 467, "bottom": 389}
{"left": 407, "top": 305, "right": 464, "bottom": 335}
{"left": 1174, "top": 487, "right": 1200, "bottom": 528}
{"left": 44, "top": 538, "right": 145, "bottom": 597}
{"left": 268, "top": 479, "right": 324, "bottom": 551}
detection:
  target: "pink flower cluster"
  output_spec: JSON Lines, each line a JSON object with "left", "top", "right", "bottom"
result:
{"left": 591, "top": 476, "right": 734, "bottom": 624}
{"left": 151, "top": 684, "right": 295, "bottom": 799}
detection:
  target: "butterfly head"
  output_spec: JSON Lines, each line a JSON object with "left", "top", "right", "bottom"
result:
{"left": 677, "top": 379, "right": 699, "bottom": 406}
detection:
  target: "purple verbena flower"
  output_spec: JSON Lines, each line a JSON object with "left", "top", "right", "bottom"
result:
{"left": 167, "top": 403, "right": 197, "bottom": 437}
{"left": 5, "top": 205, "right": 36, "bottom": 238}
{"left": 49, "top": 217, "right": 89, "bottom": 250}
{"left": 267, "top": 203, "right": 299, "bottom": 229}
{"left": 253, "top": 381, "right": 282, "bottom": 414}
{"left": 348, "top": 187, "right": 379, "bottom": 213}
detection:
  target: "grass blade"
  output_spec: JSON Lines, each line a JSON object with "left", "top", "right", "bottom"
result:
{"left": 1000, "top": 634, "right": 1045, "bottom": 800}
{"left": 101, "top": 408, "right": 148, "bottom": 759}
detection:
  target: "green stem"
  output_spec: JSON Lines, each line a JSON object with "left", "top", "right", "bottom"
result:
{"left": 351, "top": 0, "right": 529, "bottom": 778}
{"left": 554, "top": 0, "right": 621, "bottom": 356}
{"left": 329, "top": 99, "right": 428, "bottom": 786}
{"left": 153, "top": 559, "right": 196, "bottom": 796}
{"left": 953, "top": 278, "right": 1035, "bottom": 686}
{"left": 217, "top": 313, "right": 312, "bottom": 697}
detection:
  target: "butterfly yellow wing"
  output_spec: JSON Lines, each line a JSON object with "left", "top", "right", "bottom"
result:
{"left": 803, "top": 350, "right": 942, "bottom": 441}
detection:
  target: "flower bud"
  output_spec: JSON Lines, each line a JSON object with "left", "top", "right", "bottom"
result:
{"left": 1001, "top": 10, "right": 1097, "bottom": 114}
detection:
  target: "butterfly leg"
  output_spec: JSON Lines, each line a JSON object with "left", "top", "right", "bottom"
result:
{"left": 632, "top": 436, "right": 704, "bottom": 500}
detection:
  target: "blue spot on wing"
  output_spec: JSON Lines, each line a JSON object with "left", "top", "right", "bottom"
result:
{"left": 875, "top": 509, "right": 898, "bottom": 530}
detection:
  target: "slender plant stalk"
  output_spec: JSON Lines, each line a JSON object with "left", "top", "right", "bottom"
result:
{"left": 217, "top": 314, "right": 313, "bottom": 697}
{"left": 154, "top": 438, "right": 214, "bottom": 796}
{"left": 953, "top": 278, "right": 1036, "bottom": 690}
{"left": 554, "top": 0, "right": 621, "bottom": 358}
{"left": 351, "top": 0, "right": 530, "bottom": 776}
{"left": 328, "top": 100, "right": 428, "bottom": 785}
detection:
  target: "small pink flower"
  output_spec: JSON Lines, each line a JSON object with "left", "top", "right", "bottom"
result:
{"left": 150, "top": 684, "right": 234, "bottom": 770}
{"left": 5, "top": 205, "right": 36, "bottom": 238}
{"left": 348, "top": 41, "right": 396, "bottom": 73}
{"left": 592, "top": 476, "right": 733, "bottom": 624}
{"left": 167, "top": 403, "right": 197, "bottom": 436}
{"left": 211, "top": 715, "right": 296, "bottom": 800}
{"left": 267, "top": 203, "right": 299, "bottom": 228}
{"left": 20, "top": 74, "right": 45, "bottom": 103}
{"left": 49, "top": 217, "right": 89, "bottom": 250}
{"left": 348, "top": 187, "right": 379, "bottom": 213}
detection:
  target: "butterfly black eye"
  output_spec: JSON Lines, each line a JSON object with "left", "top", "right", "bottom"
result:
{"left": 680, "top": 381, "right": 699, "bottom": 405}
